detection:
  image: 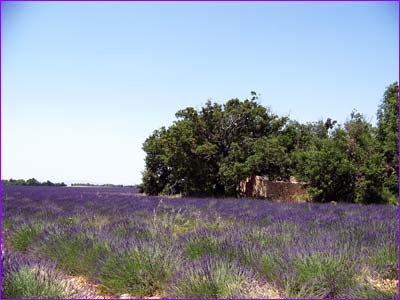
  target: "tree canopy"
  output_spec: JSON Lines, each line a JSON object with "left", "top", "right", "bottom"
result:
{"left": 141, "top": 84, "right": 398, "bottom": 204}
{"left": 377, "top": 82, "right": 398, "bottom": 197}
{"left": 2, "top": 178, "right": 67, "bottom": 187}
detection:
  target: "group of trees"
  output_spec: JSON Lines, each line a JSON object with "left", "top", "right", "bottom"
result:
{"left": 71, "top": 183, "right": 120, "bottom": 187}
{"left": 2, "top": 178, "right": 67, "bottom": 187}
{"left": 70, "top": 183, "right": 135, "bottom": 188}
{"left": 141, "top": 83, "right": 398, "bottom": 204}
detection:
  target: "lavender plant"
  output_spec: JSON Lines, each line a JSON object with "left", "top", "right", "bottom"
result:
{"left": 181, "top": 228, "right": 221, "bottom": 259}
{"left": 2, "top": 251, "right": 78, "bottom": 298}
{"left": 1, "top": 185, "right": 398, "bottom": 298}
{"left": 8, "top": 221, "right": 45, "bottom": 252}
{"left": 368, "top": 242, "right": 398, "bottom": 280}
{"left": 166, "top": 256, "right": 254, "bottom": 298}
{"left": 36, "top": 226, "right": 110, "bottom": 276}
{"left": 98, "top": 241, "right": 176, "bottom": 297}
{"left": 284, "top": 252, "right": 358, "bottom": 298}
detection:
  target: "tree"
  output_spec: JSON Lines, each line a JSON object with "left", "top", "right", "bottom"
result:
{"left": 344, "top": 111, "right": 386, "bottom": 203}
{"left": 26, "top": 178, "right": 40, "bottom": 186}
{"left": 293, "top": 128, "right": 356, "bottom": 202}
{"left": 2, "top": 178, "right": 66, "bottom": 187}
{"left": 141, "top": 85, "right": 397, "bottom": 204}
{"left": 294, "top": 112, "right": 387, "bottom": 203}
{"left": 142, "top": 127, "right": 172, "bottom": 195}
{"left": 141, "top": 94, "right": 288, "bottom": 196}
{"left": 377, "top": 82, "right": 398, "bottom": 198}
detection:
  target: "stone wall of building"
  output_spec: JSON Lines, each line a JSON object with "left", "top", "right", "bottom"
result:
{"left": 239, "top": 175, "right": 308, "bottom": 202}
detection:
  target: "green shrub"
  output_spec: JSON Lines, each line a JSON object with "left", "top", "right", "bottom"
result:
{"left": 10, "top": 222, "right": 44, "bottom": 252}
{"left": 381, "top": 187, "right": 398, "bottom": 206}
{"left": 369, "top": 244, "right": 398, "bottom": 279}
{"left": 259, "top": 253, "right": 284, "bottom": 282}
{"left": 350, "top": 287, "right": 398, "bottom": 299}
{"left": 2, "top": 266, "right": 73, "bottom": 298}
{"left": 99, "top": 242, "right": 174, "bottom": 297}
{"left": 172, "top": 217, "right": 199, "bottom": 235}
{"left": 114, "top": 225, "right": 129, "bottom": 238}
{"left": 167, "top": 257, "right": 251, "bottom": 298}
{"left": 284, "top": 253, "right": 357, "bottom": 298}
{"left": 39, "top": 232, "right": 109, "bottom": 275}
{"left": 183, "top": 235, "right": 220, "bottom": 259}
{"left": 2, "top": 218, "right": 13, "bottom": 230}
{"left": 57, "top": 216, "right": 80, "bottom": 226}
{"left": 83, "top": 214, "right": 109, "bottom": 229}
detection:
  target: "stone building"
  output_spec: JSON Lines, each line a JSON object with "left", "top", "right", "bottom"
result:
{"left": 239, "top": 175, "right": 308, "bottom": 202}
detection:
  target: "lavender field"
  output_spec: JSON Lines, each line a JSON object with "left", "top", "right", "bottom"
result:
{"left": 1, "top": 185, "right": 398, "bottom": 298}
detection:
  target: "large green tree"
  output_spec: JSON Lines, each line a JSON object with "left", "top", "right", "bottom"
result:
{"left": 377, "top": 82, "right": 398, "bottom": 198}
{"left": 294, "top": 111, "right": 389, "bottom": 203}
{"left": 142, "top": 84, "right": 398, "bottom": 204}
{"left": 142, "top": 93, "right": 289, "bottom": 196}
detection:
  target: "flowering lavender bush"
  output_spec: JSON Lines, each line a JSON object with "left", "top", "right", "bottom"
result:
{"left": 99, "top": 240, "right": 176, "bottom": 296}
{"left": 2, "top": 251, "right": 78, "bottom": 298}
{"left": 167, "top": 256, "right": 254, "bottom": 298}
{"left": 36, "top": 226, "right": 110, "bottom": 276}
{"left": 2, "top": 185, "right": 398, "bottom": 298}
{"left": 8, "top": 221, "right": 45, "bottom": 252}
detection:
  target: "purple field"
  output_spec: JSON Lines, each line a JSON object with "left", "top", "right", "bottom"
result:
{"left": 1, "top": 185, "right": 398, "bottom": 298}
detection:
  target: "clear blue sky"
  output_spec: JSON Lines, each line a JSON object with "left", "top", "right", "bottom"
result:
{"left": 1, "top": 1, "right": 398, "bottom": 185}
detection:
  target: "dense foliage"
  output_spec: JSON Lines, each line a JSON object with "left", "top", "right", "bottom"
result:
{"left": 377, "top": 82, "right": 399, "bottom": 197}
{"left": 2, "top": 186, "right": 398, "bottom": 298}
{"left": 2, "top": 178, "right": 67, "bottom": 187}
{"left": 142, "top": 84, "right": 398, "bottom": 203}
{"left": 70, "top": 183, "right": 135, "bottom": 188}
{"left": 142, "top": 92, "right": 290, "bottom": 196}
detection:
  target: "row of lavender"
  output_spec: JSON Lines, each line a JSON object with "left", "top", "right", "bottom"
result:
{"left": 2, "top": 186, "right": 398, "bottom": 298}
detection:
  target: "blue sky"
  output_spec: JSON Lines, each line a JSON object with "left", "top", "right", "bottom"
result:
{"left": 1, "top": 1, "right": 398, "bottom": 185}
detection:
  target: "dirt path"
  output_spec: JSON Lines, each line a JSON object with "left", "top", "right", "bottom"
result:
{"left": 64, "top": 274, "right": 116, "bottom": 299}
{"left": 65, "top": 274, "right": 161, "bottom": 299}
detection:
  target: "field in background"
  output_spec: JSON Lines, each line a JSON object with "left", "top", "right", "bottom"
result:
{"left": 1, "top": 186, "right": 398, "bottom": 298}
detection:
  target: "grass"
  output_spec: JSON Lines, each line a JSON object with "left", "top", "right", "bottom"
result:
{"left": 2, "top": 218, "right": 13, "bottom": 230}
{"left": 83, "top": 214, "right": 110, "bottom": 229}
{"left": 369, "top": 243, "right": 398, "bottom": 280}
{"left": 259, "top": 252, "right": 285, "bottom": 282}
{"left": 9, "top": 222, "right": 44, "bottom": 252}
{"left": 113, "top": 223, "right": 130, "bottom": 238}
{"left": 57, "top": 216, "right": 80, "bottom": 226}
{"left": 183, "top": 235, "right": 220, "bottom": 260}
{"left": 352, "top": 288, "right": 399, "bottom": 299}
{"left": 350, "top": 282, "right": 399, "bottom": 299}
{"left": 171, "top": 217, "right": 199, "bottom": 235}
